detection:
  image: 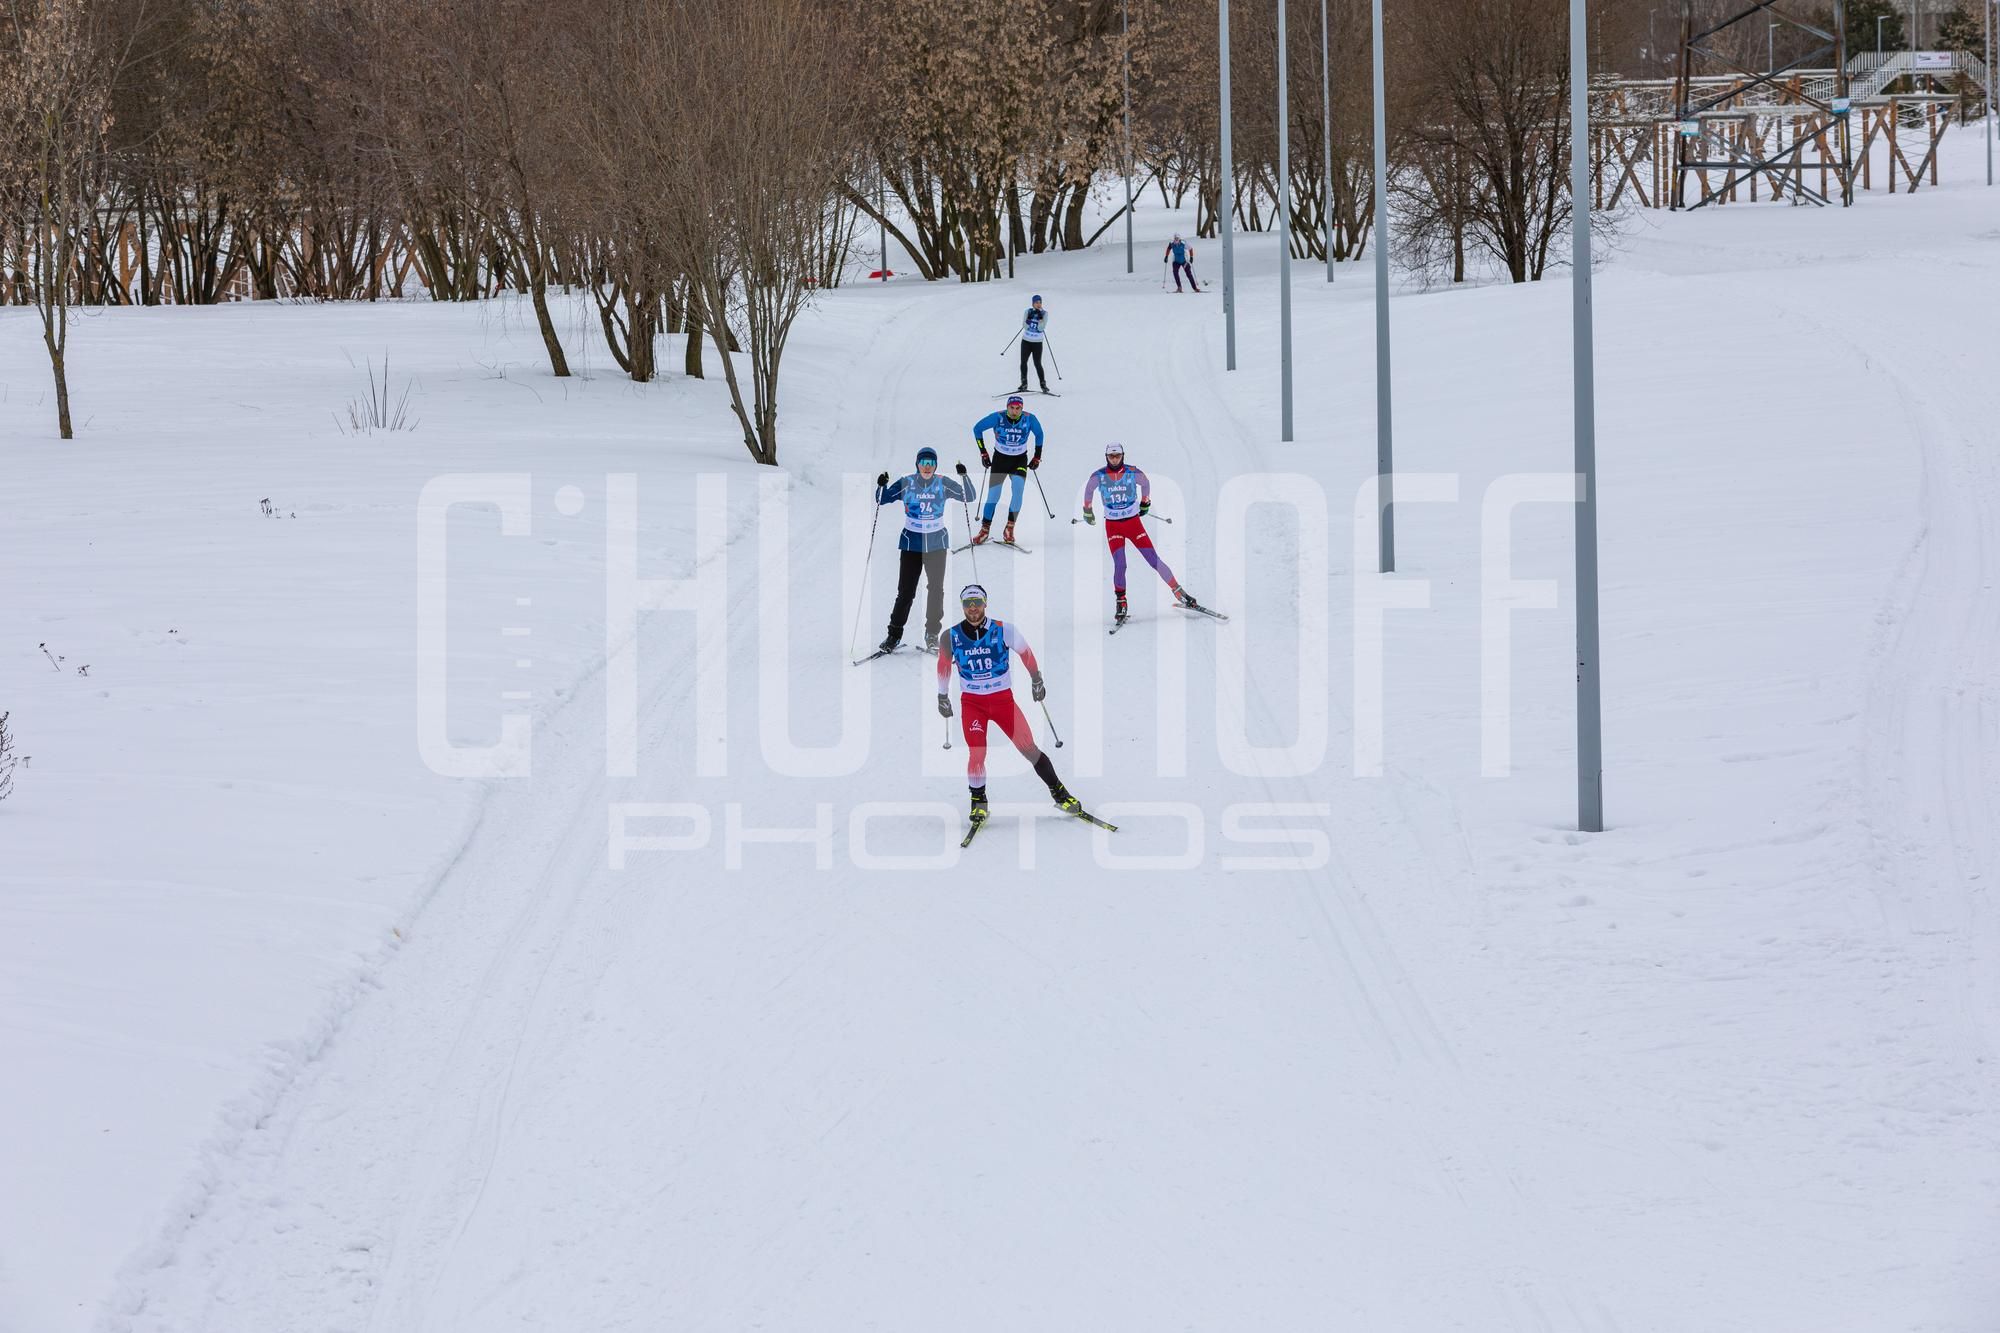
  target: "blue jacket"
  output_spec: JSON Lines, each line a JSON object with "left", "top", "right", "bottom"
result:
{"left": 971, "top": 410, "right": 1045, "bottom": 461}
{"left": 879, "top": 471, "right": 973, "bottom": 552}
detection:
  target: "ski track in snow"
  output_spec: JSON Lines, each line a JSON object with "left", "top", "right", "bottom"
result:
{"left": 108, "top": 266, "right": 1585, "bottom": 1333}
{"left": 42, "top": 173, "right": 2000, "bottom": 1332}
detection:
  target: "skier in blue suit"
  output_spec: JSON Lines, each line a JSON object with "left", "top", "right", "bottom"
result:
{"left": 874, "top": 447, "right": 975, "bottom": 652}
{"left": 969, "top": 394, "right": 1045, "bottom": 546}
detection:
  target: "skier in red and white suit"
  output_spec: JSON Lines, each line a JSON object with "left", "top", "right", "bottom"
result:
{"left": 936, "top": 583, "right": 1080, "bottom": 823}
{"left": 1081, "top": 442, "right": 1200, "bottom": 623}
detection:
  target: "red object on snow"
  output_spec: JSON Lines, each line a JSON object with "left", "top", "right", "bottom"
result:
{"left": 869, "top": 269, "right": 893, "bottom": 280}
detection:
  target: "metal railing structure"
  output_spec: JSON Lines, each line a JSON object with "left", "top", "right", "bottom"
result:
{"left": 1584, "top": 4, "right": 1990, "bottom": 211}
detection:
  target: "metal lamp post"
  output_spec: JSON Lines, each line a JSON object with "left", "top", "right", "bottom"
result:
{"left": 1122, "top": 0, "right": 1135, "bottom": 274}
{"left": 1321, "top": 0, "right": 1335, "bottom": 281}
{"left": 1370, "top": 0, "right": 1394, "bottom": 572}
{"left": 1571, "top": 0, "right": 1605, "bottom": 833}
{"left": 1279, "top": 0, "right": 1294, "bottom": 440}
{"left": 1220, "top": 0, "right": 1237, "bottom": 370}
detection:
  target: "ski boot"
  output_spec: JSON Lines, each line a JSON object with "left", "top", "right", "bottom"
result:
{"left": 924, "top": 629, "right": 940, "bottom": 652}
{"left": 971, "top": 519, "right": 993, "bottom": 546}
{"left": 1049, "top": 783, "right": 1082, "bottom": 815}
{"left": 1172, "top": 584, "right": 1198, "bottom": 609}
{"left": 1114, "top": 591, "right": 1129, "bottom": 625}
{"left": 1002, "top": 516, "right": 1017, "bottom": 545}
{"left": 969, "top": 787, "right": 990, "bottom": 824}
{"left": 877, "top": 632, "right": 901, "bottom": 653}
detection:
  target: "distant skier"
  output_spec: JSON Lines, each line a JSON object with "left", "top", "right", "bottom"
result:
{"left": 874, "top": 447, "right": 975, "bottom": 653}
{"left": 1016, "top": 294, "right": 1050, "bottom": 392}
{"left": 936, "top": 583, "right": 1082, "bottom": 825}
{"left": 1164, "top": 235, "right": 1199, "bottom": 292}
{"left": 1080, "top": 442, "right": 1199, "bottom": 624}
{"left": 969, "top": 393, "right": 1045, "bottom": 546}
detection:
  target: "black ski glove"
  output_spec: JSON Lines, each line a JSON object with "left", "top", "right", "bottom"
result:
{"left": 1029, "top": 454, "right": 1042, "bottom": 470}
{"left": 876, "top": 471, "right": 889, "bottom": 489}
{"left": 978, "top": 445, "right": 991, "bottom": 468}
{"left": 937, "top": 693, "right": 953, "bottom": 718}
{"left": 956, "top": 461, "right": 970, "bottom": 477}
{"left": 1082, "top": 509, "right": 1096, "bottom": 526}
{"left": 1030, "top": 673, "right": 1046, "bottom": 703}
{"left": 1139, "top": 499, "right": 1151, "bottom": 516}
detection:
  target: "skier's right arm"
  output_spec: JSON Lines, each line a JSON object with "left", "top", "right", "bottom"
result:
{"left": 971, "top": 413, "right": 999, "bottom": 466}
{"left": 936, "top": 638, "right": 954, "bottom": 714}
{"left": 1080, "top": 469, "right": 1101, "bottom": 522}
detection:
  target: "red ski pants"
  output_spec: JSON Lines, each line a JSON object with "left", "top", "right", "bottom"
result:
{"left": 1105, "top": 516, "right": 1176, "bottom": 592}
{"left": 960, "top": 689, "right": 1043, "bottom": 786}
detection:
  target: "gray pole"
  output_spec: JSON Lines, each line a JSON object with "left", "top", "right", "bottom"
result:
{"left": 1986, "top": 0, "right": 1993, "bottom": 184}
{"left": 1571, "top": 0, "right": 1605, "bottom": 833}
{"left": 1220, "top": 0, "right": 1238, "bottom": 371}
{"left": 1370, "top": 0, "right": 1394, "bottom": 572}
{"left": 1321, "top": 0, "right": 1336, "bottom": 281}
{"left": 878, "top": 171, "right": 887, "bottom": 281}
{"left": 1123, "top": 0, "right": 1136, "bottom": 272}
{"left": 1279, "top": 0, "right": 1294, "bottom": 440}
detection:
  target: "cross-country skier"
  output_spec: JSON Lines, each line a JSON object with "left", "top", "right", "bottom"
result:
{"left": 1163, "top": 235, "right": 1200, "bottom": 292}
{"left": 875, "top": 448, "right": 975, "bottom": 652}
{"left": 1016, "top": 295, "right": 1050, "bottom": 392}
{"left": 1080, "top": 443, "right": 1200, "bottom": 623}
{"left": 969, "top": 393, "right": 1045, "bottom": 546}
{"left": 936, "top": 583, "right": 1082, "bottom": 824}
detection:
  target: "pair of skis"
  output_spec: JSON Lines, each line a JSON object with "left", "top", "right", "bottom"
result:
{"left": 961, "top": 803, "right": 1118, "bottom": 848}
{"left": 994, "top": 388, "right": 1061, "bottom": 399}
{"left": 1109, "top": 599, "right": 1231, "bottom": 635}
{"left": 951, "top": 538, "right": 1031, "bottom": 555}
{"left": 851, "top": 641, "right": 938, "bottom": 666}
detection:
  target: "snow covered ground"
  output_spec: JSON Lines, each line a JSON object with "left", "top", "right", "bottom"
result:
{"left": 4, "top": 136, "right": 1998, "bottom": 1333}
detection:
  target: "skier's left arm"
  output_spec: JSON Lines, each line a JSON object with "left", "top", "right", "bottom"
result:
{"left": 1136, "top": 466, "right": 1152, "bottom": 516}
{"left": 1005, "top": 622, "right": 1047, "bottom": 701}
{"left": 1027, "top": 414, "right": 1046, "bottom": 468}
{"left": 947, "top": 464, "right": 973, "bottom": 502}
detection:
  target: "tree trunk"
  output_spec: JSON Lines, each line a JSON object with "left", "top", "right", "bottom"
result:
{"left": 530, "top": 271, "right": 571, "bottom": 377}
{"left": 684, "top": 291, "right": 705, "bottom": 379}
{"left": 1061, "top": 184, "right": 1088, "bottom": 250}
{"left": 41, "top": 301, "right": 72, "bottom": 440}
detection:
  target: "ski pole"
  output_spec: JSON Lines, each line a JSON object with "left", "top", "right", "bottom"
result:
{"left": 1030, "top": 467, "right": 1056, "bottom": 520}
{"left": 999, "top": 327, "right": 1022, "bottom": 355}
{"left": 943, "top": 713, "right": 952, "bottom": 750}
{"left": 956, "top": 465, "right": 982, "bottom": 583}
{"left": 848, "top": 484, "right": 884, "bottom": 659}
{"left": 1042, "top": 335, "right": 1063, "bottom": 381}
{"left": 1039, "top": 699, "right": 1065, "bottom": 748}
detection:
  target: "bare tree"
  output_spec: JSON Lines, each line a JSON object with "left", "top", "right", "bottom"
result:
{"left": 0, "top": 0, "right": 120, "bottom": 438}
{"left": 1399, "top": 0, "right": 1580, "bottom": 284}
